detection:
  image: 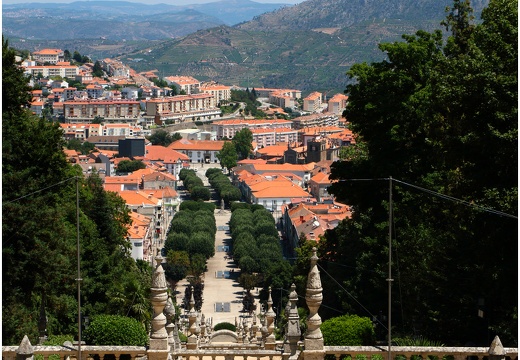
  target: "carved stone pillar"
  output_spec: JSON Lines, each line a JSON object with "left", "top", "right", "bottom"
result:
{"left": 265, "top": 287, "right": 277, "bottom": 350}
{"left": 284, "top": 283, "right": 301, "bottom": 356}
{"left": 187, "top": 287, "right": 198, "bottom": 349}
{"left": 149, "top": 255, "right": 169, "bottom": 360}
{"left": 304, "top": 247, "right": 324, "bottom": 360}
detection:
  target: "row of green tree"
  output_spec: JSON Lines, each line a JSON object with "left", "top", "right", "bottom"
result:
{"left": 162, "top": 203, "right": 216, "bottom": 311}
{"left": 179, "top": 168, "right": 211, "bottom": 201}
{"left": 3, "top": 37, "right": 152, "bottom": 346}
{"left": 228, "top": 205, "right": 293, "bottom": 313}
{"left": 205, "top": 168, "right": 242, "bottom": 205}
{"left": 323, "top": 0, "right": 517, "bottom": 346}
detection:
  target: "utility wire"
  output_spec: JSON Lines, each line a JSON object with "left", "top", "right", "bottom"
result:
{"left": 275, "top": 287, "right": 345, "bottom": 315}
{"left": 336, "top": 177, "right": 517, "bottom": 219}
{"left": 3, "top": 176, "right": 78, "bottom": 205}
{"left": 317, "top": 264, "right": 389, "bottom": 331}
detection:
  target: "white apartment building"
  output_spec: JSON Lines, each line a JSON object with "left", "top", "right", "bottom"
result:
{"left": 199, "top": 83, "right": 231, "bottom": 105}
{"left": 25, "top": 63, "right": 79, "bottom": 78}
{"left": 303, "top": 91, "right": 323, "bottom": 113}
{"left": 327, "top": 94, "right": 349, "bottom": 116}
{"left": 250, "top": 127, "right": 300, "bottom": 148}
{"left": 212, "top": 119, "right": 293, "bottom": 139}
{"left": 63, "top": 100, "right": 141, "bottom": 124}
{"left": 32, "top": 49, "right": 64, "bottom": 64}
{"left": 291, "top": 113, "right": 339, "bottom": 130}
{"left": 164, "top": 76, "right": 200, "bottom": 94}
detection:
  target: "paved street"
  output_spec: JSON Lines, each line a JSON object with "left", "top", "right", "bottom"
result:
{"left": 174, "top": 163, "right": 261, "bottom": 327}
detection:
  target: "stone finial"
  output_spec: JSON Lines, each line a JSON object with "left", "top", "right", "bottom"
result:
{"left": 150, "top": 256, "right": 168, "bottom": 344}
{"left": 304, "top": 247, "right": 324, "bottom": 350}
{"left": 489, "top": 336, "right": 506, "bottom": 360}
{"left": 164, "top": 295, "right": 176, "bottom": 325}
{"left": 16, "top": 335, "right": 34, "bottom": 360}
{"left": 187, "top": 286, "right": 198, "bottom": 349}
{"left": 265, "top": 287, "right": 276, "bottom": 349}
{"left": 285, "top": 283, "right": 301, "bottom": 355}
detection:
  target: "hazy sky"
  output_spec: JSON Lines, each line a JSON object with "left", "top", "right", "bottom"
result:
{"left": 3, "top": 0, "right": 306, "bottom": 4}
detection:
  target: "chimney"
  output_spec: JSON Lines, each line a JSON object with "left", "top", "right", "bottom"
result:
{"left": 300, "top": 215, "right": 304, "bottom": 223}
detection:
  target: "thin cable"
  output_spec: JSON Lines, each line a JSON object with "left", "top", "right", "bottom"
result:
{"left": 392, "top": 178, "right": 517, "bottom": 219}
{"left": 317, "top": 264, "right": 389, "bottom": 331}
{"left": 337, "top": 177, "right": 517, "bottom": 219}
{"left": 3, "top": 176, "right": 78, "bottom": 204}
{"left": 275, "top": 287, "right": 345, "bottom": 315}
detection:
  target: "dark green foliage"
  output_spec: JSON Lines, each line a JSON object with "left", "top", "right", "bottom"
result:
{"left": 92, "top": 61, "right": 104, "bottom": 77}
{"left": 232, "top": 128, "right": 254, "bottom": 160}
{"left": 2, "top": 38, "right": 151, "bottom": 344}
{"left": 182, "top": 282, "right": 204, "bottom": 311}
{"left": 190, "top": 186, "right": 211, "bottom": 201}
{"left": 216, "top": 141, "right": 238, "bottom": 170}
{"left": 115, "top": 160, "right": 146, "bottom": 174}
{"left": 147, "top": 129, "right": 178, "bottom": 146}
{"left": 83, "top": 315, "right": 148, "bottom": 346}
{"left": 183, "top": 173, "right": 204, "bottom": 193}
{"left": 188, "top": 231, "right": 215, "bottom": 259}
{"left": 43, "top": 334, "right": 74, "bottom": 345}
{"left": 165, "top": 232, "right": 190, "bottom": 252}
{"left": 163, "top": 251, "right": 190, "bottom": 282}
{"left": 213, "top": 322, "right": 237, "bottom": 332}
{"left": 326, "top": 0, "right": 517, "bottom": 346}
{"left": 179, "top": 200, "right": 216, "bottom": 212}
{"left": 207, "top": 170, "right": 241, "bottom": 205}
{"left": 321, "top": 315, "right": 375, "bottom": 346}
{"left": 242, "top": 291, "right": 257, "bottom": 314}
{"left": 205, "top": 167, "right": 223, "bottom": 177}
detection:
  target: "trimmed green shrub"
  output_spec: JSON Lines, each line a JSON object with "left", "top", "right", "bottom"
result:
{"left": 43, "top": 334, "right": 74, "bottom": 345}
{"left": 180, "top": 200, "right": 216, "bottom": 212}
{"left": 83, "top": 315, "right": 148, "bottom": 346}
{"left": 321, "top": 315, "right": 375, "bottom": 346}
{"left": 190, "top": 186, "right": 211, "bottom": 201}
{"left": 214, "top": 322, "right": 237, "bottom": 332}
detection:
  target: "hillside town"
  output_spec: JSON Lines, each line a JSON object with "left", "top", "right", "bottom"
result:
{"left": 20, "top": 48, "right": 354, "bottom": 265}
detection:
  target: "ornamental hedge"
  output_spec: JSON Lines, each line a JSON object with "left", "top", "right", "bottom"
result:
{"left": 83, "top": 315, "right": 148, "bottom": 346}
{"left": 321, "top": 315, "right": 375, "bottom": 346}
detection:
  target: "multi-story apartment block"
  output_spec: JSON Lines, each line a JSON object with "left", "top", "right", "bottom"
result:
{"left": 86, "top": 84, "right": 104, "bottom": 99}
{"left": 62, "top": 87, "right": 78, "bottom": 101}
{"left": 32, "top": 48, "right": 64, "bottom": 64}
{"left": 24, "top": 62, "right": 79, "bottom": 78}
{"left": 212, "top": 119, "right": 293, "bottom": 139}
{"left": 291, "top": 113, "right": 339, "bottom": 130}
{"left": 103, "top": 58, "right": 130, "bottom": 78}
{"left": 143, "top": 94, "right": 219, "bottom": 124}
{"left": 63, "top": 99, "right": 141, "bottom": 124}
{"left": 250, "top": 127, "right": 300, "bottom": 148}
{"left": 303, "top": 91, "right": 323, "bottom": 113}
{"left": 269, "top": 90, "right": 297, "bottom": 109}
{"left": 102, "top": 123, "right": 142, "bottom": 136}
{"left": 327, "top": 93, "right": 349, "bottom": 116}
{"left": 254, "top": 88, "right": 302, "bottom": 99}
{"left": 164, "top": 76, "right": 200, "bottom": 94}
{"left": 199, "top": 83, "right": 231, "bottom": 105}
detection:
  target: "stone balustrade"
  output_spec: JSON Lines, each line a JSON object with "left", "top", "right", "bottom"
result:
{"left": 323, "top": 346, "right": 518, "bottom": 360}
{"left": 3, "top": 250, "right": 518, "bottom": 360}
{"left": 1, "top": 345, "right": 146, "bottom": 360}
